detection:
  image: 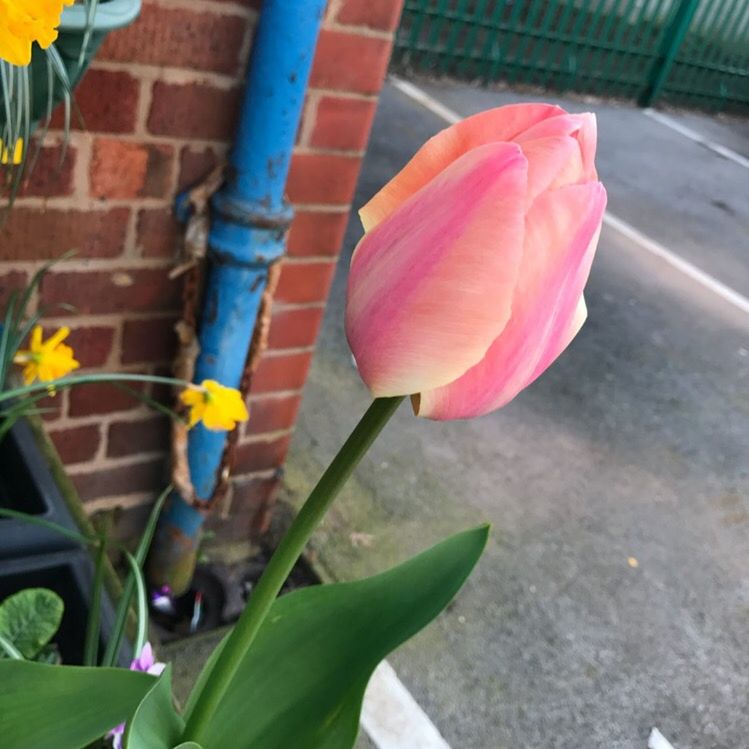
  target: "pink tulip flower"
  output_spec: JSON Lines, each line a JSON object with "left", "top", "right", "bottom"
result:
{"left": 345, "top": 103, "right": 607, "bottom": 420}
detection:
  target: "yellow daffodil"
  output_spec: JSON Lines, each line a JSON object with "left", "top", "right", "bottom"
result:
{"left": 13, "top": 325, "right": 79, "bottom": 385}
{"left": 180, "top": 379, "right": 249, "bottom": 431}
{"left": 0, "top": 138, "right": 23, "bottom": 165}
{"left": 0, "top": 0, "right": 74, "bottom": 67}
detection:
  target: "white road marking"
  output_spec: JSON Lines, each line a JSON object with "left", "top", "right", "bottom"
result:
{"left": 390, "top": 75, "right": 461, "bottom": 124}
{"left": 648, "top": 727, "right": 676, "bottom": 749}
{"left": 362, "top": 661, "right": 452, "bottom": 749}
{"left": 643, "top": 108, "right": 749, "bottom": 170}
{"left": 603, "top": 213, "right": 749, "bottom": 317}
{"left": 389, "top": 75, "right": 749, "bottom": 319}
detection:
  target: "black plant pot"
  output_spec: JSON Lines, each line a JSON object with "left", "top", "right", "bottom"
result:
{"left": 0, "top": 549, "right": 130, "bottom": 666}
{"left": 0, "top": 418, "right": 82, "bottom": 560}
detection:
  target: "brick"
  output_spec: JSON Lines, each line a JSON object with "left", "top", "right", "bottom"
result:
{"left": 178, "top": 145, "right": 223, "bottom": 191}
{"left": 336, "top": 0, "right": 403, "bottom": 31}
{"left": 100, "top": 4, "right": 248, "bottom": 75}
{"left": 38, "top": 392, "right": 65, "bottom": 422}
{"left": 234, "top": 434, "right": 291, "bottom": 473}
{"left": 247, "top": 393, "right": 301, "bottom": 436}
{"left": 148, "top": 82, "right": 241, "bottom": 140}
{"left": 206, "top": 473, "right": 281, "bottom": 540}
{"left": 51, "top": 69, "right": 140, "bottom": 134}
{"left": 42, "top": 268, "right": 181, "bottom": 315}
{"left": 0, "top": 271, "right": 27, "bottom": 310}
{"left": 287, "top": 210, "right": 349, "bottom": 258}
{"left": 310, "top": 30, "right": 392, "bottom": 94}
{"left": 0, "top": 208, "right": 129, "bottom": 261}
{"left": 268, "top": 306, "right": 323, "bottom": 349}
{"left": 309, "top": 96, "right": 377, "bottom": 151}
{"left": 121, "top": 316, "right": 178, "bottom": 365}
{"left": 275, "top": 261, "right": 336, "bottom": 304}
{"left": 20, "top": 143, "right": 76, "bottom": 197}
{"left": 68, "top": 380, "right": 147, "bottom": 417}
{"left": 66, "top": 326, "right": 115, "bottom": 368}
{"left": 137, "top": 208, "right": 180, "bottom": 259}
{"left": 251, "top": 351, "right": 312, "bottom": 393}
{"left": 48, "top": 424, "right": 100, "bottom": 464}
{"left": 91, "top": 139, "right": 174, "bottom": 200}
{"left": 107, "top": 416, "right": 170, "bottom": 458}
{"left": 72, "top": 457, "right": 167, "bottom": 503}
{"left": 287, "top": 153, "right": 361, "bottom": 205}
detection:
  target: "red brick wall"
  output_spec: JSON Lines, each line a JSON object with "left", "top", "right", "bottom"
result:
{"left": 0, "top": 0, "right": 403, "bottom": 543}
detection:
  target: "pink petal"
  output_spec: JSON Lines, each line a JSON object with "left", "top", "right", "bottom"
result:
{"left": 346, "top": 142, "right": 528, "bottom": 397}
{"left": 417, "top": 182, "right": 606, "bottom": 420}
{"left": 359, "top": 103, "right": 564, "bottom": 231}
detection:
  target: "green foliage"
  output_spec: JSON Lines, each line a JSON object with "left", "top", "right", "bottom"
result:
{"left": 184, "top": 525, "right": 488, "bottom": 749}
{"left": 0, "top": 660, "right": 155, "bottom": 749}
{"left": 124, "top": 666, "right": 184, "bottom": 749}
{"left": 0, "top": 588, "right": 64, "bottom": 660}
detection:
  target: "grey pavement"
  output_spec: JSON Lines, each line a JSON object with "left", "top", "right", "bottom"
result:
{"left": 282, "top": 80, "right": 749, "bottom": 748}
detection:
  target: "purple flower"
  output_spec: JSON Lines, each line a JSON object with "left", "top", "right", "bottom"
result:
{"left": 108, "top": 643, "right": 166, "bottom": 749}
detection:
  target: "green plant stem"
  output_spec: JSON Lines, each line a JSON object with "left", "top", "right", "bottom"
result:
{"left": 83, "top": 536, "right": 106, "bottom": 666}
{"left": 184, "top": 395, "right": 404, "bottom": 743}
{"left": 102, "top": 485, "right": 170, "bottom": 667}
{"left": 0, "top": 373, "right": 189, "bottom": 405}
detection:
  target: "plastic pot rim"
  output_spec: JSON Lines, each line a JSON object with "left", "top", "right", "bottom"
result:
{"left": 60, "top": 0, "right": 142, "bottom": 33}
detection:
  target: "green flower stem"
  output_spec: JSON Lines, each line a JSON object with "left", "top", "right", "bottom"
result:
{"left": 184, "top": 395, "right": 405, "bottom": 744}
{"left": 0, "top": 373, "right": 189, "bottom": 405}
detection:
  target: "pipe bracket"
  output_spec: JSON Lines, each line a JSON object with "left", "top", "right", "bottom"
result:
{"left": 212, "top": 192, "right": 294, "bottom": 232}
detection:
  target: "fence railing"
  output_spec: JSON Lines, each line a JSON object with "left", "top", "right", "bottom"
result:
{"left": 392, "top": 0, "right": 749, "bottom": 113}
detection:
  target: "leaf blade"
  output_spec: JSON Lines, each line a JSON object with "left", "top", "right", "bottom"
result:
{"left": 186, "top": 525, "right": 489, "bottom": 749}
{"left": 124, "top": 665, "right": 184, "bottom": 749}
{"left": 0, "top": 660, "right": 155, "bottom": 749}
{"left": 0, "top": 588, "right": 64, "bottom": 659}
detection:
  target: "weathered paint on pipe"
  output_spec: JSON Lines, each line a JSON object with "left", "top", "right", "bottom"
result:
{"left": 148, "top": 0, "right": 327, "bottom": 593}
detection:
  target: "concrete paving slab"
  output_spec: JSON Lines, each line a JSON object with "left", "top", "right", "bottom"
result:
{"left": 282, "top": 82, "right": 749, "bottom": 748}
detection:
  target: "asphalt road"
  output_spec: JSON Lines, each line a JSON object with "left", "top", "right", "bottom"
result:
{"left": 282, "top": 80, "right": 749, "bottom": 749}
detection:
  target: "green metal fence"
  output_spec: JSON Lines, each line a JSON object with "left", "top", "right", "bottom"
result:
{"left": 393, "top": 0, "right": 749, "bottom": 113}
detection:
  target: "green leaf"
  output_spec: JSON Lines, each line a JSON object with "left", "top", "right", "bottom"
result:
{"left": 125, "top": 665, "right": 184, "bottom": 749}
{"left": 173, "top": 744, "right": 204, "bottom": 748}
{"left": 186, "top": 525, "right": 488, "bottom": 749}
{"left": 0, "top": 588, "right": 64, "bottom": 659}
{"left": 0, "top": 660, "right": 155, "bottom": 749}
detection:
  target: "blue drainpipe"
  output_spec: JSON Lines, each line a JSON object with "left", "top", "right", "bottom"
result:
{"left": 147, "top": 0, "right": 327, "bottom": 593}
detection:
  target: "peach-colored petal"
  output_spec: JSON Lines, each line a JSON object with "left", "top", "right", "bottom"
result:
{"left": 359, "top": 103, "right": 564, "bottom": 231}
{"left": 346, "top": 142, "right": 528, "bottom": 397}
{"left": 417, "top": 182, "right": 606, "bottom": 420}
{"left": 519, "top": 135, "right": 584, "bottom": 205}
{"left": 574, "top": 113, "right": 598, "bottom": 180}
{"left": 515, "top": 112, "right": 598, "bottom": 181}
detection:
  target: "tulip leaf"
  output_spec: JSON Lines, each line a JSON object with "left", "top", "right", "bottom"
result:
{"left": 0, "top": 660, "right": 155, "bottom": 749}
{"left": 125, "top": 665, "right": 184, "bottom": 749}
{"left": 185, "top": 525, "right": 488, "bottom": 749}
{"left": 0, "top": 588, "right": 63, "bottom": 659}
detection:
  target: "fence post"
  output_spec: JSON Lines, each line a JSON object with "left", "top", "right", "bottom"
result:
{"left": 638, "top": 0, "right": 701, "bottom": 107}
